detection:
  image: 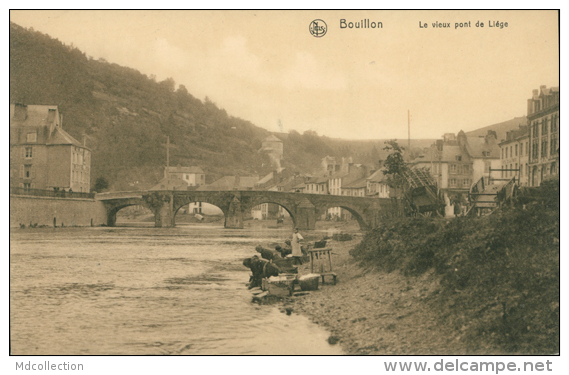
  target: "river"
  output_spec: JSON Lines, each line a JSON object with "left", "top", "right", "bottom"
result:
{"left": 9, "top": 224, "right": 344, "bottom": 355}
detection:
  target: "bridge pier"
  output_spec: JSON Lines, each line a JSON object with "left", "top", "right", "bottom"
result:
{"left": 107, "top": 211, "right": 117, "bottom": 227}
{"left": 154, "top": 196, "right": 175, "bottom": 227}
{"left": 225, "top": 195, "right": 244, "bottom": 229}
{"left": 296, "top": 198, "right": 316, "bottom": 230}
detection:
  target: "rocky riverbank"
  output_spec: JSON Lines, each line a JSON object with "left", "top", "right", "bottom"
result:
{"left": 283, "top": 236, "right": 474, "bottom": 355}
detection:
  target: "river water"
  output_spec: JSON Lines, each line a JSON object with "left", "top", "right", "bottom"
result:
{"left": 10, "top": 224, "right": 344, "bottom": 355}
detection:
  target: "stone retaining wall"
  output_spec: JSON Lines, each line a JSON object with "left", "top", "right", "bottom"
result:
{"left": 10, "top": 195, "right": 107, "bottom": 228}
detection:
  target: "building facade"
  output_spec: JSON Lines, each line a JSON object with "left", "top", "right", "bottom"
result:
{"left": 413, "top": 130, "right": 500, "bottom": 199}
{"left": 499, "top": 126, "right": 529, "bottom": 186}
{"left": 527, "top": 85, "right": 559, "bottom": 186}
{"left": 150, "top": 165, "right": 205, "bottom": 191}
{"left": 10, "top": 104, "right": 91, "bottom": 192}
{"left": 366, "top": 169, "right": 391, "bottom": 198}
{"left": 304, "top": 176, "right": 329, "bottom": 195}
{"left": 321, "top": 156, "right": 340, "bottom": 176}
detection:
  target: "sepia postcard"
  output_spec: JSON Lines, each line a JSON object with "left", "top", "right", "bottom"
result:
{"left": 8, "top": 8, "right": 561, "bottom": 374}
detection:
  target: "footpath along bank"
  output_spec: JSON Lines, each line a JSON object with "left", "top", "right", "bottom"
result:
{"left": 283, "top": 236, "right": 471, "bottom": 355}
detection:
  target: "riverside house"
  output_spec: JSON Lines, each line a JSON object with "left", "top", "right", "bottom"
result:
{"left": 527, "top": 85, "right": 559, "bottom": 186}
{"left": 10, "top": 104, "right": 91, "bottom": 193}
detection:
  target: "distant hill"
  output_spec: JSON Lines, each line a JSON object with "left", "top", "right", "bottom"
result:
{"left": 14, "top": 22, "right": 511, "bottom": 191}
{"left": 465, "top": 116, "right": 527, "bottom": 142}
{"left": 9, "top": 22, "right": 442, "bottom": 190}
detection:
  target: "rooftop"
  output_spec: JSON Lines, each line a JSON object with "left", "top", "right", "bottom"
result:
{"left": 166, "top": 166, "right": 204, "bottom": 174}
{"left": 198, "top": 176, "right": 259, "bottom": 191}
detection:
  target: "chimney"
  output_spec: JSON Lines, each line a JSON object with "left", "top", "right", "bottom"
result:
{"left": 13, "top": 103, "right": 27, "bottom": 121}
{"left": 485, "top": 130, "right": 497, "bottom": 144}
{"left": 82, "top": 134, "right": 87, "bottom": 147}
{"left": 527, "top": 98, "right": 534, "bottom": 116}
{"left": 457, "top": 130, "right": 467, "bottom": 147}
{"left": 540, "top": 85, "right": 546, "bottom": 91}
{"left": 532, "top": 89, "right": 539, "bottom": 98}
{"left": 436, "top": 140, "right": 443, "bottom": 151}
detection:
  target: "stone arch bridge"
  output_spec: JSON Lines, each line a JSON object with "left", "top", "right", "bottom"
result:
{"left": 96, "top": 190, "right": 392, "bottom": 230}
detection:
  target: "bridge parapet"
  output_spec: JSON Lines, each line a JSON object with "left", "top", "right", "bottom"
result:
{"left": 95, "top": 191, "right": 144, "bottom": 201}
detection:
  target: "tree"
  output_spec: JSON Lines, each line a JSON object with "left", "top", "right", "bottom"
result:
{"left": 159, "top": 77, "right": 176, "bottom": 92}
{"left": 93, "top": 177, "right": 109, "bottom": 192}
{"left": 382, "top": 140, "right": 408, "bottom": 192}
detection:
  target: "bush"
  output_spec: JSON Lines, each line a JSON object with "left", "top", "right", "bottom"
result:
{"left": 350, "top": 194, "right": 559, "bottom": 354}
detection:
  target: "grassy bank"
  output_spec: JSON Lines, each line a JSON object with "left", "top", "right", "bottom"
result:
{"left": 349, "top": 182, "right": 559, "bottom": 354}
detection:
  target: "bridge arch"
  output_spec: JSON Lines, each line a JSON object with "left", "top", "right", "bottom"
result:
{"left": 103, "top": 197, "right": 149, "bottom": 227}
{"left": 172, "top": 195, "right": 228, "bottom": 227}
{"left": 247, "top": 200, "right": 297, "bottom": 228}
{"left": 316, "top": 204, "right": 370, "bottom": 230}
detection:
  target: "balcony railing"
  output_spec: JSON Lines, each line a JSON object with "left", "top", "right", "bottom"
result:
{"left": 10, "top": 187, "right": 95, "bottom": 199}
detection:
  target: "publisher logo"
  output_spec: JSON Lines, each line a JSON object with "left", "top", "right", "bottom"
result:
{"left": 309, "top": 19, "right": 327, "bottom": 37}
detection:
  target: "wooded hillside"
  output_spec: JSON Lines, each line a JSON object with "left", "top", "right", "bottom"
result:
{"left": 10, "top": 22, "right": 450, "bottom": 190}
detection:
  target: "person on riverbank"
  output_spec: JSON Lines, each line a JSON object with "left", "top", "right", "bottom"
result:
{"left": 291, "top": 228, "right": 304, "bottom": 265}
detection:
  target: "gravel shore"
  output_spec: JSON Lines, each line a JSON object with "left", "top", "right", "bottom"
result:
{"left": 284, "top": 235, "right": 472, "bottom": 355}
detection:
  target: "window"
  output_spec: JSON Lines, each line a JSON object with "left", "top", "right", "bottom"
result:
{"left": 463, "top": 179, "right": 470, "bottom": 187}
{"left": 532, "top": 140, "right": 539, "bottom": 160}
{"left": 532, "top": 122, "right": 538, "bottom": 137}
{"left": 550, "top": 134, "right": 558, "bottom": 156}
{"left": 509, "top": 164, "right": 513, "bottom": 177}
{"left": 455, "top": 155, "right": 462, "bottom": 161}
{"left": 526, "top": 142, "right": 528, "bottom": 156}
{"left": 25, "top": 147, "right": 33, "bottom": 158}
{"left": 515, "top": 163, "right": 518, "bottom": 174}
{"left": 501, "top": 148, "right": 504, "bottom": 159}
{"left": 24, "top": 183, "right": 31, "bottom": 190}
{"left": 510, "top": 146, "right": 513, "bottom": 158}
{"left": 542, "top": 118, "right": 549, "bottom": 135}
{"left": 505, "top": 147, "right": 508, "bottom": 158}
{"left": 26, "top": 132, "right": 37, "bottom": 143}
{"left": 515, "top": 144, "right": 518, "bottom": 156}
{"left": 450, "top": 164, "right": 457, "bottom": 174}
{"left": 551, "top": 114, "right": 558, "bottom": 132}
{"left": 541, "top": 138, "right": 548, "bottom": 158}
{"left": 24, "top": 164, "right": 31, "bottom": 178}
{"left": 520, "top": 143, "right": 523, "bottom": 156}
{"left": 449, "top": 178, "right": 457, "bottom": 187}
{"left": 551, "top": 162, "right": 557, "bottom": 175}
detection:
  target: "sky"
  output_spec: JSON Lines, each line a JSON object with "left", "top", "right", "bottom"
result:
{"left": 9, "top": 10, "right": 560, "bottom": 140}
